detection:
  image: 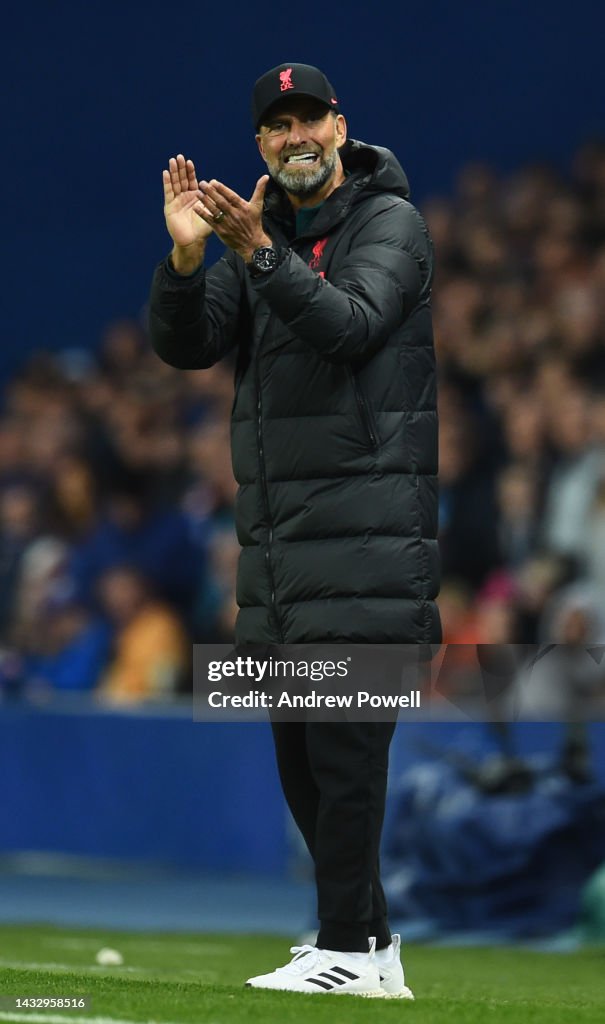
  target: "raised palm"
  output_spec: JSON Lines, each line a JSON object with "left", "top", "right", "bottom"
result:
{"left": 163, "top": 154, "right": 213, "bottom": 247}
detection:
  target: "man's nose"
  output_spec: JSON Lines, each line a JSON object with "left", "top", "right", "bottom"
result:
{"left": 287, "top": 119, "right": 307, "bottom": 145}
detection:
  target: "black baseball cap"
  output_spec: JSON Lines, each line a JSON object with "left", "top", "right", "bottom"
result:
{"left": 252, "top": 63, "right": 340, "bottom": 130}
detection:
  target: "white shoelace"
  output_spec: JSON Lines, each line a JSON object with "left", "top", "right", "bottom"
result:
{"left": 277, "top": 944, "right": 323, "bottom": 975}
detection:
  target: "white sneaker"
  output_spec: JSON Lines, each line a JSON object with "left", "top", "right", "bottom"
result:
{"left": 246, "top": 937, "right": 384, "bottom": 997}
{"left": 375, "top": 934, "right": 414, "bottom": 999}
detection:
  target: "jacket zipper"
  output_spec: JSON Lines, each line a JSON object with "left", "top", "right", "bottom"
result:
{"left": 350, "top": 369, "right": 380, "bottom": 450}
{"left": 255, "top": 349, "right": 284, "bottom": 642}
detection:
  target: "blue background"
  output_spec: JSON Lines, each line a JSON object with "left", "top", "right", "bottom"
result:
{"left": 1, "top": 707, "right": 603, "bottom": 874}
{"left": 4, "top": 0, "right": 604, "bottom": 376}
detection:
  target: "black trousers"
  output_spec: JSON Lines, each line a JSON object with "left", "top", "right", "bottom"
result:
{"left": 271, "top": 719, "right": 397, "bottom": 952}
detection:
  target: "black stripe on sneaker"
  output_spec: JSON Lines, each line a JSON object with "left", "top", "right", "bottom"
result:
{"left": 329, "top": 965, "right": 359, "bottom": 981}
{"left": 307, "top": 977, "right": 334, "bottom": 990}
{"left": 317, "top": 971, "right": 346, "bottom": 985}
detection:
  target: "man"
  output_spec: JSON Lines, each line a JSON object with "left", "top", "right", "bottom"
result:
{"left": 150, "top": 62, "right": 440, "bottom": 998}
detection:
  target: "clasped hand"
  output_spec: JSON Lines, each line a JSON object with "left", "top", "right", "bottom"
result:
{"left": 197, "top": 177, "right": 272, "bottom": 262}
{"left": 163, "top": 154, "right": 271, "bottom": 263}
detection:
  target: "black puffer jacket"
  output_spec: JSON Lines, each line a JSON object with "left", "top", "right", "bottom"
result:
{"left": 150, "top": 139, "right": 441, "bottom": 644}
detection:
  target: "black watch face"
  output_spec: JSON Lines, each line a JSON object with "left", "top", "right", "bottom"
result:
{"left": 253, "top": 246, "right": 279, "bottom": 273}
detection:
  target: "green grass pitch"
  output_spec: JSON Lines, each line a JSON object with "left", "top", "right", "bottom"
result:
{"left": 0, "top": 924, "right": 603, "bottom": 1023}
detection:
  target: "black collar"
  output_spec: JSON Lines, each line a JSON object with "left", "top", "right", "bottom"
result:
{"left": 263, "top": 165, "right": 369, "bottom": 241}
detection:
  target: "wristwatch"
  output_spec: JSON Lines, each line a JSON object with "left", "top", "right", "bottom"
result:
{"left": 248, "top": 245, "right": 282, "bottom": 277}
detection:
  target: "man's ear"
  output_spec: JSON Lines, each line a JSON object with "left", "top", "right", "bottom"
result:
{"left": 256, "top": 133, "right": 266, "bottom": 161}
{"left": 335, "top": 114, "right": 347, "bottom": 147}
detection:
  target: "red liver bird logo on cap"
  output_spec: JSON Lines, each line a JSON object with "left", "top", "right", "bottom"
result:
{"left": 279, "top": 68, "right": 294, "bottom": 92}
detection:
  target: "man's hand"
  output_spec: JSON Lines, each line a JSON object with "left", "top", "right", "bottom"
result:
{"left": 196, "top": 176, "right": 272, "bottom": 262}
{"left": 163, "top": 154, "right": 213, "bottom": 274}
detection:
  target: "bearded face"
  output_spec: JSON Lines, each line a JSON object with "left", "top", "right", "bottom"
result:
{"left": 269, "top": 144, "right": 338, "bottom": 197}
{"left": 257, "top": 103, "right": 345, "bottom": 200}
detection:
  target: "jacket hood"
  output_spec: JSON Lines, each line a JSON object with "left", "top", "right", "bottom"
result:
{"left": 339, "top": 139, "right": 410, "bottom": 200}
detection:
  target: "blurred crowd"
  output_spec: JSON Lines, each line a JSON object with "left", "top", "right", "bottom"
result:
{"left": 1, "top": 140, "right": 605, "bottom": 703}
{"left": 0, "top": 332, "right": 238, "bottom": 703}
{"left": 434, "top": 140, "right": 605, "bottom": 648}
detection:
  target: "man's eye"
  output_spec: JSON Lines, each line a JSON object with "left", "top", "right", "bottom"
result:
{"left": 269, "top": 123, "right": 286, "bottom": 133}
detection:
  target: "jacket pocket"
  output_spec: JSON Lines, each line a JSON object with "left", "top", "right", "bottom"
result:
{"left": 348, "top": 367, "right": 381, "bottom": 450}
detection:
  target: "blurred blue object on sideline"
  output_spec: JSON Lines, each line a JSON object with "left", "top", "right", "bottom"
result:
{"left": 383, "top": 730, "right": 605, "bottom": 939}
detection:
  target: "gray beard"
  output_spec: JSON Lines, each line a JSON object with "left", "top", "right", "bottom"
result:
{"left": 271, "top": 150, "right": 337, "bottom": 198}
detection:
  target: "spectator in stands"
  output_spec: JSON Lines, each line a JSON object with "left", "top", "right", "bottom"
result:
{"left": 580, "top": 475, "right": 605, "bottom": 592}
{"left": 26, "top": 592, "right": 111, "bottom": 694}
{"left": 438, "top": 403, "right": 500, "bottom": 587}
{"left": 69, "top": 469, "right": 199, "bottom": 616}
{"left": 194, "top": 523, "right": 239, "bottom": 641}
{"left": 496, "top": 463, "right": 540, "bottom": 569}
{"left": 0, "top": 484, "right": 43, "bottom": 639}
{"left": 97, "top": 565, "right": 189, "bottom": 704}
{"left": 11, "top": 536, "right": 70, "bottom": 650}
{"left": 542, "top": 386, "right": 605, "bottom": 557}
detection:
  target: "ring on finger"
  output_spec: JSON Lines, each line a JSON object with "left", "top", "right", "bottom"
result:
{"left": 213, "top": 210, "right": 225, "bottom": 222}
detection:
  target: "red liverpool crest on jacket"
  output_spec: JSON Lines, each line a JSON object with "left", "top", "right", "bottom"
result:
{"left": 309, "top": 237, "right": 328, "bottom": 277}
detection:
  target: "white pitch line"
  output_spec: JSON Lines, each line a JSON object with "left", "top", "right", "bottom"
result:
{"left": 40, "top": 938, "right": 229, "bottom": 956}
{"left": 0, "top": 960, "right": 153, "bottom": 975}
{"left": 40, "top": 940, "right": 106, "bottom": 950}
{"left": 128, "top": 941, "right": 229, "bottom": 956}
{"left": 0, "top": 959, "right": 217, "bottom": 985}
{"left": 0, "top": 1014, "right": 182, "bottom": 1024}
